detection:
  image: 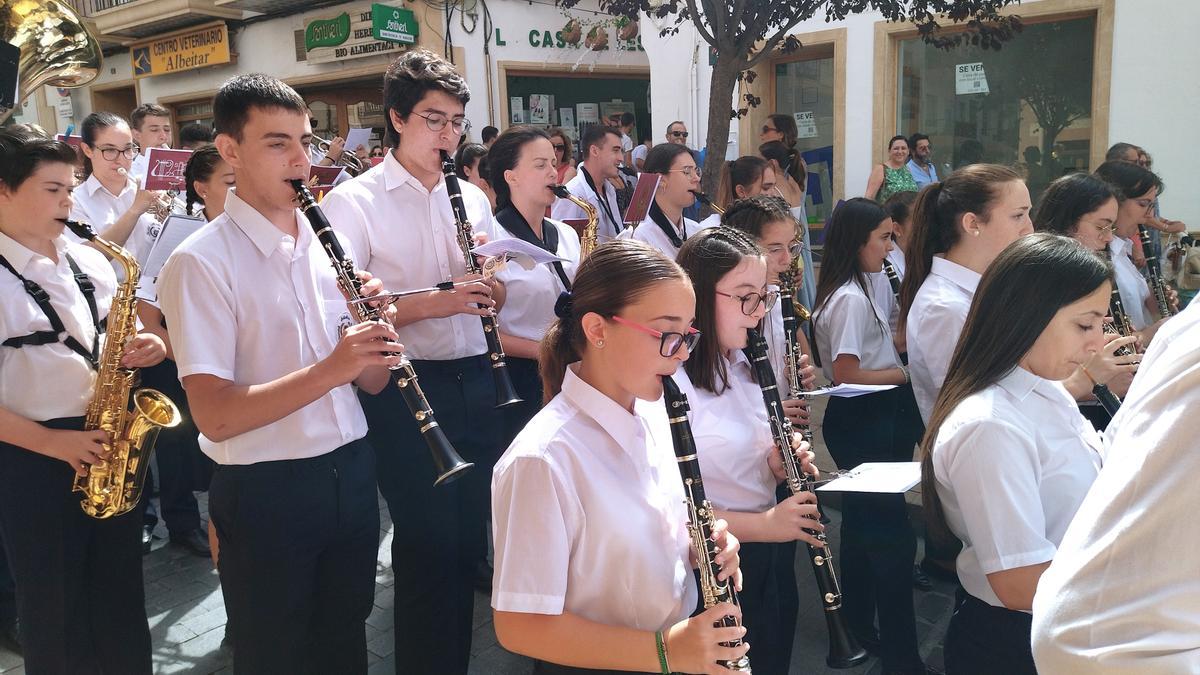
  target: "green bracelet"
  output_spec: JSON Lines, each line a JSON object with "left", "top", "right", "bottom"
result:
{"left": 655, "top": 630, "right": 671, "bottom": 674}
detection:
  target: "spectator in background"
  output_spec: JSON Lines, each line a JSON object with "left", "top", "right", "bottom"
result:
{"left": 631, "top": 131, "right": 651, "bottom": 172}
{"left": 665, "top": 120, "right": 688, "bottom": 146}
{"left": 865, "top": 134, "right": 918, "bottom": 202}
{"left": 178, "top": 122, "right": 214, "bottom": 150}
{"left": 481, "top": 125, "right": 499, "bottom": 147}
{"left": 906, "top": 133, "right": 938, "bottom": 189}
{"left": 456, "top": 142, "right": 495, "bottom": 209}
{"left": 547, "top": 127, "right": 577, "bottom": 184}
{"left": 369, "top": 145, "right": 385, "bottom": 158}
{"left": 1105, "top": 141, "right": 1141, "bottom": 163}
{"left": 760, "top": 113, "right": 798, "bottom": 149}
{"left": 617, "top": 112, "right": 636, "bottom": 167}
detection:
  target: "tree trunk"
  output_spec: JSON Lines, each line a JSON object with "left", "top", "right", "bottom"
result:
{"left": 700, "top": 51, "right": 741, "bottom": 197}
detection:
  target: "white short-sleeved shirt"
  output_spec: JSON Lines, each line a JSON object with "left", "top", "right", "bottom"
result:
{"left": 1109, "top": 236, "right": 1152, "bottom": 330}
{"left": 619, "top": 211, "right": 707, "bottom": 259}
{"left": 631, "top": 143, "right": 648, "bottom": 170}
{"left": 906, "top": 257, "right": 980, "bottom": 422}
{"left": 129, "top": 152, "right": 149, "bottom": 184}
{"left": 491, "top": 364, "right": 697, "bottom": 631}
{"left": 157, "top": 189, "right": 368, "bottom": 465}
{"left": 672, "top": 355, "right": 776, "bottom": 513}
{"left": 1031, "top": 301, "right": 1200, "bottom": 673}
{"left": 491, "top": 217, "right": 580, "bottom": 342}
{"left": 932, "top": 366, "right": 1104, "bottom": 610}
{"left": 812, "top": 278, "right": 901, "bottom": 382}
{"left": 550, "top": 165, "right": 624, "bottom": 241}
{"left": 871, "top": 246, "right": 906, "bottom": 335}
{"left": 0, "top": 232, "right": 115, "bottom": 421}
{"left": 69, "top": 174, "right": 138, "bottom": 244}
{"left": 319, "top": 151, "right": 498, "bottom": 361}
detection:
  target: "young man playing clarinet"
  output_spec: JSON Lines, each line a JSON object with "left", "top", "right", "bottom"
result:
{"left": 320, "top": 49, "right": 505, "bottom": 674}
{"left": 157, "top": 74, "right": 402, "bottom": 674}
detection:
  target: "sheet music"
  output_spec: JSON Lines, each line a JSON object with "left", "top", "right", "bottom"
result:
{"left": 816, "top": 462, "right": 921, "bottom": 494}
{"left": 134, "top": 214, "right": 206, "bottom": 302}
{"left": 802, "top": 383, "right": 897, "bottom": 398}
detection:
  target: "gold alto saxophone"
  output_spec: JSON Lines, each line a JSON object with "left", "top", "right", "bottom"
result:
{"left": 65, "top": 220, "right": 181, "bottom": 519}
{"left": 551, "top": 184, "right": 599, "bottom": 258}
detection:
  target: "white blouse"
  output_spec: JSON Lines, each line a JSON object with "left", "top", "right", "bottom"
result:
{"left": 1031, "top": 301, "right": 1200, "bottom": 673}
{"left": 491, "top": 364, "right": 697, "bottom": 631}
{"left": 491, "top": 218, "right": 580, "bottom": 342}
{"left": 932, "top": 366, "right": 1104, "bottom": 610}
{"left": 671, "top": 353, "right": 777, "bottom": 513}
{"left": 1109, "top": 237, "right": 1153, "bottom": 330}
{"left": 812, "top": 277, "right": 901, "bottom": 382}
{"left": 906, "top": 257, "right": 981, "bottom": 422}
{"left": 618, "top": 212, "right": 707, "bottom": 259}
{"left": 68, "top": 174, "right": 137, "bottom": 243}
{"left": 0, "top": 232, "right": 115, "bottom": 421}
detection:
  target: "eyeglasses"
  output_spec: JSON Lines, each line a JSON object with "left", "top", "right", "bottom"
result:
{"left": 551, "top": 143, "right": 566, "bottom": 151}
{"left": 669, "top": 131, "right": 689, "bottom": 139}
{"left": 715, "top": 289, "right": 778, "bottom": 315}
{"left": 610, "top": 315, "right": 700, "bottom": 357}
{"left": 412, "top": 111, "right": 471, "bottom": 135}
{"left": 1133, "top": 198, "right": 1155, "bottom": 211}
{"left": 1090, "top": 221, "right": 1116, "bottom": 236}
{"left": 761, "top": 125, "right": 778, "bottom": 134}
{"left": 669, "top": 166, "right": 699, "bottom": 177}
{"left": 95, "top": 145, "right": 138, "bottom": 161}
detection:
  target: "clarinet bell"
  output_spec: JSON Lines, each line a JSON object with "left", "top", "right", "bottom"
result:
{"left": 824, "top": 616, "right": 869, "bottom": 669}
{"left": 492, "top": 363, "right": 523, "bottom": 409}
{"left": 431, "top": 431, "right": 474, "bottom": 486}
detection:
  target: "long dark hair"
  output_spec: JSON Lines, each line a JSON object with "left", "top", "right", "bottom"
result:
{"left": 919, "top": 233, "right": 1113, "bottom": 549}
{"left": 642, "top": 142, "right": 692, "bottom": 175}
{"left": 455, "top": 142, "right": 488, "bottom": 181}
{"left": 766, "top": 113, "right": 798, "bottom": 149}
{"left": 183, "top": 145, "right": 226, "bottom": 217}
{"left": 759, "top": 140, "right": 805, "bottom": 190}
{"left": 715, "top": 155, "right": 769, "bottom": 207}
{"left": 898, "top": 164, "right": 1022, "bottom": 326}
{"left": 676, "top": 227, "right": 762, "bottom": 394}
{"left": 540, "top": 239, "right": 687, "bottom": 402}
{"left": 1033, "top": 173, "right": 1116, "bottom": 238}
{"left": 80, "top": 111, "right": 127, "bottom": 178}
{"left": 812, "top": 198, "right": 889, "bottom": 367}
{"left": 1093, "top": 160, "right": 1164, "bottom": 202}
{"left": 487, "top": 125, "right": 551, "bottom": 209}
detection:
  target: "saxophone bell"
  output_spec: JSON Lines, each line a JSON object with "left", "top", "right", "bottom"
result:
{"left": 551, "top": 184, "right": 599, "bottom": 258}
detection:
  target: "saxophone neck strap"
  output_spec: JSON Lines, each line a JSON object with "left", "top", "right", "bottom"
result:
{"left": 0, "top": 252, "right": 102, "bottom": 369}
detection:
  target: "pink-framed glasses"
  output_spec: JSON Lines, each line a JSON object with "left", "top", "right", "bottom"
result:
{"left": 610, "top": 315, "right": 700, "bottom": 357}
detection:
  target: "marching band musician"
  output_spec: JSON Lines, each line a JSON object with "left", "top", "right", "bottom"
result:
{"left": 0, "top": 125, "right": 165, "bottom": 673}
{"left": 550, "top": 125, "right": 625, "bottom": 242}
{"left": 619, "top": 143, "right": 708, "bottom": 258}
{"left": 491, "top": 239, "right": 747, "bottom": 675}
{"left": 810, "top": 198, "right": 930, "bottom": 675}
{"left": 696, "top": 156, "right": 778, "bottom": 229}
{"left": 921, "top": 233, "right": 1111, "bottom": 674}
{"left": 486, "top": 126, "right": 581, "bottom": 437}
{"left": 70, "top": 112, "right": 163, "bottom": 250}
{"left": 127, "top": 103, "right": 174, "bottom": 185}
{"left": 157, "top": 74, "right": 401, "bottom": 673}
{"left": 318, "top": 49, "right": 505, "bottom": 674}
{"left": 873, "top": 191, "right": 917, "bottom": 343}
{"left": 672, "top": 227, "right": 823, "bottom": 675}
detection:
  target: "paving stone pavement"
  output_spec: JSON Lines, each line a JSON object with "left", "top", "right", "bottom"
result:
{"left": 0, "top": 397, "right": 956, "bottom": 673}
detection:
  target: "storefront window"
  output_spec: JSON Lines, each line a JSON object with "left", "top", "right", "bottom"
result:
{"left": 505, "top": 72, "right": 650, "bottom": 162}
{"left": 774, "top": 55, "right": 836, "bottom": 240}
{"left": 896, "top": 16, "right": 1096, "bottom": 202}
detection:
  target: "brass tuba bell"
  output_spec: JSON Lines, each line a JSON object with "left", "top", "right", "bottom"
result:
{"left": 1, "top": 0, "right": 103, "bottom": 123}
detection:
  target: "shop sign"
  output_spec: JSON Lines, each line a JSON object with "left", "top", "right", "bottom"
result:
{"left": 132, "top": 23, "right": 232, "bottom": 78}
{"left": 372, "top": 4, "right": 418, "bottom": 45}
{"left": 794, "top": 111, "right": 817, "bottom": 139}
{"left": 491, "top": 21, "right": 644, "bottom": 52}
{"left": 955, "top": 62, "right": 989, "bottom": 95}
{"left": 304, "top": 3, "right": 408, "bottom": 65}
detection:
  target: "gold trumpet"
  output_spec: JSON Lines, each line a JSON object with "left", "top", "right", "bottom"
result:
{"left": 312, "top": 134, "right": 365, "bottom": 173}
{"left": 1, "top": 0, "right": 102, "bottom": 123}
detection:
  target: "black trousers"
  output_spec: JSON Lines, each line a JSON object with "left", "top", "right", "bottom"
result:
{"left": 503, "top": 356, "right": 543, "bottom": 444}
{"left": 944, "top": 590, "right": 1036, "bottom": 675}
{"left": 138, "top": 359, "right": 210, "bottom": 534}
{"left": 823, "top": 385, "right": 925, "bottom": 672}
{"left": 208, "top": 438, "right": 379, "bottom": 675}
{"left": 735, "top": 540, "right": 798, "bottom": 675}
{"left": 0, "top": 417, "right": 151, "bottom": 674}
{"left": 534, "top": 662, "right": 654, "bottom": 674}
{"left": 361, "top": 354, "right": 505, "bottom": 675}
{"left": 0, "top": 527, "right": 14, "bottom": 626}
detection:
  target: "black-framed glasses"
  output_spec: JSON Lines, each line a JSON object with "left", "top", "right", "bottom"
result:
{"left": 551, "top": 142, "right": 566, "bottom": 151}
{"left": 610, "top": 315, "right": 700, "bottom": 357}
{"left": 412, "top": 111, "right": 471, "bottom": 135}
{"left": 716, "top": 289, "right": 778, "bottom": 315}
{"left": 96, "top": 145, "right": 138, "bottom": 161}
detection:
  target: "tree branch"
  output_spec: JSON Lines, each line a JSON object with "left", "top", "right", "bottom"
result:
{"left": 744, "top": 7, "right": 809, "bottom": 69}
{"left": 684, "top": 0, "right": 717, "bottom": 45}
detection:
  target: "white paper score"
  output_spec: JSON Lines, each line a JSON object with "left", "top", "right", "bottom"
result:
{"left": 816, "top": 462, "right": 921, "bottom": 494}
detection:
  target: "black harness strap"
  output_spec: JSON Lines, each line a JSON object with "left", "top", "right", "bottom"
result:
{"left": 0, "top": 252, "right": 103, "bottom": 370}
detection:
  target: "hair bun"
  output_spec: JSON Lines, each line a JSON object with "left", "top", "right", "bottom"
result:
{"left": 554, "top": 291, "right": 574, "bottom": 319}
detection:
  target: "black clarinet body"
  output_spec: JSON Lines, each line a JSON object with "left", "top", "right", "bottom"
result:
{"left": 438, "top": 150, "right": 522, "bottom": 408}
{"left": 290, "top": 180, "right": 473, "bottom": 485}
{"left": 1138, "top": 224, "right": 1174, "bottom": 318}
{"left": 1091, "top": 383, "right": 1122, "bottom": 418}
{"left": 743, "top": 329, "right": 869, "bottom": 669}
{"left": 662, "top": 376, "right": 751, "bottom": 673}
{"left": 882, "top": 259, "right": 902, "bottom": 303}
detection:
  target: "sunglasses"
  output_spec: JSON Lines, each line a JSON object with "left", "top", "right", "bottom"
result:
{"left": 670, "top": 131, "right": 689, "bottom": 139}
{"left": 610, "top": 315, "right": 700, "bottom": 357}
{"left": 762, "top": 126, "right": 778, "bottom": 134}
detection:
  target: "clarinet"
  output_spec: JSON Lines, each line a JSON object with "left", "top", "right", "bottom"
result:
{"left": 1105, "top": 251, "right": 1138, "bottom": 357}
{"left": 290, "top": 180, "right": 473, "bottom": 486}
{"left": 1138, "top": 224, "right": 1175, "bottom": 318}
{"left": 744, "top": 328, "right": 869, "bottom": 669}
{"left": 662, "top": 375, "right": 751, "bottom": 673}
{"left": 439, "top": 150, "right": 522, "bottom": 408}
{"left": 882, "top": 259, "right": 902, "bottom": 303}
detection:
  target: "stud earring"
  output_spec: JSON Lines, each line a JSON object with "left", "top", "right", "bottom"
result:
{"left": 596, "top": 340, "right": 605, "bottom": 348}
{"left": 973, "top": 229, "right": 981, "bottom": 237}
